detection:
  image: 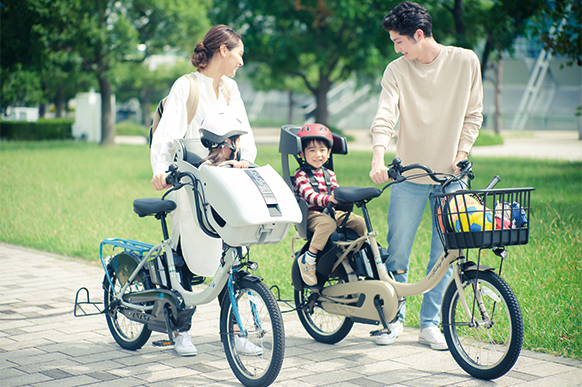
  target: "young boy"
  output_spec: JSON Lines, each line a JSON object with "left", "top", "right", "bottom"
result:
{"left": 294, "top": 123, "right": 367, "bottom": 286}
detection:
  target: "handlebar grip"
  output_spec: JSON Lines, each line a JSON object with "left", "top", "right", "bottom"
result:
{"left": 485, "top": 175, "right": 501, "bottom": 190}
{"left": 165, "top": 163, "right": 179, "bottom": 186}
{"left": 165, "top": 174, "right": 175, "bottom": 186}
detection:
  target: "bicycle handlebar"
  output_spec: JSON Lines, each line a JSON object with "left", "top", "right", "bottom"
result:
{"left": 384, "top": 157, "right": 473, "bottom": 192}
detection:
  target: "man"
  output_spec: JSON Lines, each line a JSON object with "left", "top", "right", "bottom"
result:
{"left": 369, "top": 1, "right": 483, "bottom": 350}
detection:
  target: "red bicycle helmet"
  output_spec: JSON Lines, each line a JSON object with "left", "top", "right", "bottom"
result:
{"left": 297, "top": 123, "right": 333, "bottom": 148}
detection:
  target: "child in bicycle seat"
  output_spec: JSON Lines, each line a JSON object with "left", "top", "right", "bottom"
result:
{"left": 294, "top": 123, "right": 367, "bottom": 286}
{"left": 199, "top": 113, "right": 250, "bottom": 168}
{"left": 196, "top": 113, "right": 263, "bottom": 356}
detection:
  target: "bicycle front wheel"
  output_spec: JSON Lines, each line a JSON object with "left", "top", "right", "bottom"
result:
{"left": 220, "top": 278, "right": 285, "bottom": 387}
{"left": 442, "top": 270, "right": 523, "bottom": 380}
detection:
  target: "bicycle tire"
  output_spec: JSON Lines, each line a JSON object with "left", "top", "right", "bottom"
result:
{"left": 294, "top": 265, "right": 354, "bottom": 344}
{"left": 220, "top": 278, "right": 285, "bottom": 387}
{"left": 442, "top": 270, "right": 523, "bottom": 380}
{"left": 103, "top": 273, "right": 152, "bottom": 350}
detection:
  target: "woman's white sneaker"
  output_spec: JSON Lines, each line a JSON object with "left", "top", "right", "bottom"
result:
{"left": 374, "top": 320, "right": 403, "bottom": 345}
{"left": 234, "top": 336, "right": 264, "bottom": 356}
{"left": 174, "top": 332, "right": 197, "bottom": 356}
{"left": 418, "top": 326, "right": 448, "bottom": 350}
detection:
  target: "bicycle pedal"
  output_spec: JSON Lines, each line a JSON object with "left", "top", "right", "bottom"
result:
{"left": 370, "top": 328, "right": 391, "bottom": 337}
{"left": 152, "top": 340, "right": 174, "bottom": 347}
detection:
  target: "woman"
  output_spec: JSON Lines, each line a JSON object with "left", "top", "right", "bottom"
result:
{"left": 149, "top": 25, "right": 257, "bottom": 357}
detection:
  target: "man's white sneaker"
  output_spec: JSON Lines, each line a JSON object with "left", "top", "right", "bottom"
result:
{"left": 374, "top": 320, "right": 403, "bottom": 345}
{"left": 419, "top": 326, "right": 448, "bottom": 350}
{"left": 234, "top": 336, "right": 264, "bottom": 356}
{"left": 174, "top": 332, "right": 197, "bottom": 356}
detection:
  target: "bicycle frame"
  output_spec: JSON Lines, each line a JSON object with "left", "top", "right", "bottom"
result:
{"left": 296, "top": 193, "right": 478, "bottom": 327}
{"left": 101, "top": 237, "right": 247, "bottom": 330}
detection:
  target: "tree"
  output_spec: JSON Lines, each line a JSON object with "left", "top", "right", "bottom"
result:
{"left": 211, "top": 0, "right": 395, "bottom": 126}
{"left": 60, "top": 0, "right": 211, "bottom": 146}
{"left": 531, "top": 0, "right": 581, "bottom": 67}
{"left": 425, "top": 0, "right": 544, "bottom": 134}
{"left": 1, "top": 0, "right": 211, "bottom": 146}
{"left": 114, "top": 59, "right": 192, "bottom": 126}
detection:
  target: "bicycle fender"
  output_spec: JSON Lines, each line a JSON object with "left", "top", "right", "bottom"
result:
{"left": 462, "top": 262, "right": 495, "bottom": 272}
{"left": 234, "top": 271, "right": 263, "bottom": 283}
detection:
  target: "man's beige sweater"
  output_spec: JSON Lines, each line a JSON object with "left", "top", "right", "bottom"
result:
{"left": 371, "top": 45, "right": 483, "bottom": 184}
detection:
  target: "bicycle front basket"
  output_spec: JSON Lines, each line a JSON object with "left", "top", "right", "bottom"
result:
{"left": 433, "top": 187, "right": 534, "bottom": 249}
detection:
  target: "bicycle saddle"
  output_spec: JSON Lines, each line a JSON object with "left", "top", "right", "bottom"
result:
{"left": 133, "top": 198, "right": 177, "bottom": 217}
{"left": 334, "top": 187, "right": 382, "bottom": 203}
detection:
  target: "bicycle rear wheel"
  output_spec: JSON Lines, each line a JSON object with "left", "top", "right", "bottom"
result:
{"left": 103, "top": 272, "right": 152, "bottom": 350}
{"left": 220, "top": 278, "right": 284, "bottom": 387}
{"left": 442, "top": 270, "right": 523, "bottom": 380}
{"left": 294, "top": 265, "right": 354, "bottom": 344}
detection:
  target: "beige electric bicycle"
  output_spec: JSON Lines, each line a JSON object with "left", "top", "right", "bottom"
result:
{"left": 279, "top": 125, "right": 534, "bottom": 380}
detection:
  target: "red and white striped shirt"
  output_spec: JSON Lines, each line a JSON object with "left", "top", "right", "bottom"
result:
{"left": 294, "top": 167, "right": 339, "bottom": 211}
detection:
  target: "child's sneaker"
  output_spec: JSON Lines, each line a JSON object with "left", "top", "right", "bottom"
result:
{"left": 298, "top": 253, "right": 317, "bottom": 286}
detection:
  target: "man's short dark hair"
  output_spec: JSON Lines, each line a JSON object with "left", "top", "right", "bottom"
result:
{"left": 382, "top": 1, "right": 433, "bottom": 39}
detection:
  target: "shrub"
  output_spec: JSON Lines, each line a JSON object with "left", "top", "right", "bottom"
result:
{"left": 0, "top": 118, "right": 74, "bottom": 140}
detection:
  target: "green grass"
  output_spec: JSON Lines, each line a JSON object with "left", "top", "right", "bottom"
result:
{"left": 116, "top": 120, "right": 150, "bottom": 137}
{"left": 1, "top": 140, "right": 580, "bottom": 359}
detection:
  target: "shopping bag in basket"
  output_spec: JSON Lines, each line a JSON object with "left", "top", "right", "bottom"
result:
{"left": 494, "top": 202, "right": 528, "bottom": 228}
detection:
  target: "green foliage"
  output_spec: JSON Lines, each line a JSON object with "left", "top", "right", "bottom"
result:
{"left": 531, "top": 0, "right": 581, "bottom": 67}
{"left": 1, "top": 0, "right": 212, "bottom": 142}
{"left": 0, "top": 119, "right": 74, "bottom": 140}
{"left": 0, "top": 64, "right": 44, "bottom": 108}
{"left": 211, "top": 0, "right": 397, "bottom": 124}
{"left": 0, "top": 141, "right": 580, "bottom": 359}
{"left": 474, "top": 130, "right": 504, "bottom": 146}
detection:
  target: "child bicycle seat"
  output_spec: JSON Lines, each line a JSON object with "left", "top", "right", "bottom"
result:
{"left": 172, "top": 138, "right": 302, "bottom": 247}
{"left": 278, "top": 124, "right": 349, "bottom": 240}
{"left": 175, "top": 138, "right": 205, "bottom": 168}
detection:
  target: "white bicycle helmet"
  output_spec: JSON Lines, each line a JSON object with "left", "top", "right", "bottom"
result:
{"left": 199, "top": 113, "right": 247, "bottom": 150}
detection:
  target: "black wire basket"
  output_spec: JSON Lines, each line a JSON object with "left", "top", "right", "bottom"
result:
{"left": 433, "top": 187, "right": 534, "bottom": 249}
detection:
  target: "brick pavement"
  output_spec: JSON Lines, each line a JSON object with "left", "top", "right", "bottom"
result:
{"left": 1, "top": 243, "right": 581, "bottom": 386}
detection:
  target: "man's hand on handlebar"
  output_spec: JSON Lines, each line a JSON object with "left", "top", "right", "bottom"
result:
{"left": 370, "top": 145, "right": 391, "bottom": 184}
{"left": 151, "top": 173, "right": 171, "bottom": 191}
{"left": 452, "top": 151, "right": 468, "bottom": 174}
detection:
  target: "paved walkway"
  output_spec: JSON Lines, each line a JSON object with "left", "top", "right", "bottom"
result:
{"left": 1, "top": 243, "right": 581, "bottom": 386}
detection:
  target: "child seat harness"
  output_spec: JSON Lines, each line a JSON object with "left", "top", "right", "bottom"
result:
{"left": 299, "top": 164, "right": 332, "bottom": 195}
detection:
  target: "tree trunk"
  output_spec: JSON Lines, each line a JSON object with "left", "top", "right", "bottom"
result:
{"left": 481, "top": 37, "right": 493, "bottom": 82}
{"left": 288, "top": 91, "right": 294, "bottom": 124}
{"left": 314, "top": 75, "right": 330, "bottom": 125}
{"left": 55, "top": 86, "right": 64, "bottom": 118}
{"left": 141, "top": 87, "right": 152, "bottom": 126}
{"left": 99, "top": 75, "right": 115, "bottom": 146}
{"left": 38, "top": 103, "right": 46, "bottom": 119}
{"left": 452, "top": 0, "right": 466, "bottom": 47}
{"left": 494, "top": 58, "right": 503, "bottom": 135}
